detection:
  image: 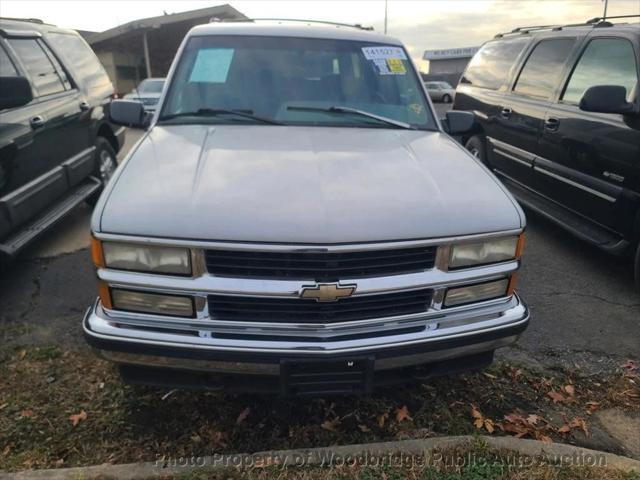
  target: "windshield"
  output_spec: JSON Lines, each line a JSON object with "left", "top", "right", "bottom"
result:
{"left": 160, "top": 35, "right": 434, "bottom": 129}
{"left": 137, "top": 79, "right": 165, "bottom": 94}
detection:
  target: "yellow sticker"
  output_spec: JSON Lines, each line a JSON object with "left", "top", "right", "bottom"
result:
{"left": 409, "top": 103, "right": 423, "bottom": 115}
{"left": 386, "top": 58, "right": 406, "bottom": 74}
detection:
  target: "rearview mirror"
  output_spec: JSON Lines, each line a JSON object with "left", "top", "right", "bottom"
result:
{"left": 441, "top": 110, "right": 475, "bottom": 135}
{"left": 109, "top": 99, "right": 147, "bottom": 128}
{"left": 0, "top": 76, "right": 33, "bottom": 110}
{"left": 579, "top": 85, "right": 636, "bottom": 115}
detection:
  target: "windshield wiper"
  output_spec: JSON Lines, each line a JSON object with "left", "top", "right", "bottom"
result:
{"left": 159, "top": 108, "right": 282, "bottom": 125}
{"left": 286, "top": 105, "right": 412, "bottom": 129}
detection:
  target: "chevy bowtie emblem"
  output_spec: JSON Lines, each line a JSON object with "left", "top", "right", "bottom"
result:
{"left": 300, "top": 283, "right": 356, "bottom": 302}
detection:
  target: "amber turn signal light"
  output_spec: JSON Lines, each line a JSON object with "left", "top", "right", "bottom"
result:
{"left": 515, "top": 233, "right": 526, "bottom": 259}
{"left": 97, "top": 280, "right": 112, "bottom": 309}
{"left": 91, "top": 237, "right": 104, "bottom": 268}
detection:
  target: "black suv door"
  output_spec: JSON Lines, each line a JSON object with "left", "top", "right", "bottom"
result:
{"left": 0, "top": 34, "right": 89, "bottom": 235}
{"left": 5, "top": 36, "right": 89, "bottom": 179}
{"left": 490, "top": 37, "right": 577, "bottom": 191}
{"left": 536, "top": 34, "right": 640, "bottom": 237}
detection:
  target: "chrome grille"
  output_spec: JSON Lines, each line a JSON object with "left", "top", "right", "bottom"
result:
{"left": 208, "top": 289, "right": 433, "bottom": 324}
{"left": 204, "top": 246, "right": 438, "bottom": 280}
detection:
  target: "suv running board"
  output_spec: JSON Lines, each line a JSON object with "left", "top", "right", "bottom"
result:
{"left": 0, "top": 177, "right": 101, "bottom": 257}
{"left": 497, "top": 173, "right": 629, "bottom": 255}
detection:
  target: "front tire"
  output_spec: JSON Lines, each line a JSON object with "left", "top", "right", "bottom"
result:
{"left": 465, "top": 135, "right": 488, "bottom": 165}
{"left": 87, "top": 137, "right": 117, "bottom": 207}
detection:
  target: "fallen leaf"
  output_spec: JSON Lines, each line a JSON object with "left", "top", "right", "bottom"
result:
{"left": 547, "top": 391, "right": 565, "bottom": 403}
{"left": 558, "top": 425, "right": 571, "bottom": 434}
{"left": 0, "top": 403, "right": 9, "bottom": 411}
{"left": 358, "top": 424, "right": 371, "bottom": 433}
{"left": 2, "top": 445, "right": 11, "bottom": 456}
{"left": 377, "top": 413, "right": 389, "bottom": 428}
{"left": 483, "top": 372, "right": 497, "bottom": 379}
{"left": 585, "top": 401, "right": 600, "bottom": 415}
{"left": 395, "top": 406, "right": 412, "bottom": 423}
{"left": 19, "top": 409, "right": 35, "bottom": 418}
{"left": 526, "top": 414, "right": 540, "bottom": 425}
{"left": 236, "top": 407, "right": 250, "bottom": 424}
{"left": 69, "top": 410, "right": 87, "bottom": 427}
{"left": 540, "top": 435, "right": 554, "bottom": 444}
{"left": 321, "top": 418, "right": 339, "bottom": 432}
{"left": 569, "top": 417, "right": 589, "bottom": 436}
{"left": 18, "top": 349, "right": 27, "bottom": 359}
{"left": 621, "top": 360, "right": 637, "bottom": 372}
{"left": 564, "top": 385, "right": 575, "bottom": 396}
{"left": 54, "top": 459, "right": 64, "bottom": 467}
{"left": 471, "top": 406, "right": 483, "bottom": 419}
{"left": 484, "top": 419, "right": 495, "bottom": 433}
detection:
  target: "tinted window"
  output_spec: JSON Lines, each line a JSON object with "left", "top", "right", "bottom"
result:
{"left": 0, "top": 45, "right": 18, "bottom": 76}
{"left": 562, "top": 38, "right": 638, "bottom": 104}
{"left": 514, "top": 38, "right": 575, "bottom": 99}
{"left": 47, "top": 32, "right": 111, "bottom": 90}
{"left": 461, "top": 38, "right": 528, "bottom": 90}
{"left": 162, "top": 36, "right": 433, "bottom": 129}
{"left": 7, "top": 38, "right": 67, "bottom": 96}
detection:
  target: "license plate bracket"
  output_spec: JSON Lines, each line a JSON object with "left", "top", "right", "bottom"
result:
{"left": 280, "top": 356, "right": 374, "bottom": 396}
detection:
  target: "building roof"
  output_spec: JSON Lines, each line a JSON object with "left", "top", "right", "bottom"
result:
{"left": 188, "top": 22, "right": 402, "bottom": 45}
{"left": 88, "top": 4, "right": 247, "bottom": 45}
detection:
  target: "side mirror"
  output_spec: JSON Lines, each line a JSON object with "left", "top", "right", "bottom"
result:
{"left": 579, "top": 85, "right": 636, "bottom": 115}
{"left": 109, "top": 99, "right": 147, "bottom": 128}
{"left": 0, "top": 76, "right": 33, "bottom": 110}
{"left": 441, "top": 110, "right": 475, "bottom": 135}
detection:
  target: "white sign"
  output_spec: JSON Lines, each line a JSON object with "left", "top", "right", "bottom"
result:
{"left": 362, "top": 46, "right": 407, "bottom": 61}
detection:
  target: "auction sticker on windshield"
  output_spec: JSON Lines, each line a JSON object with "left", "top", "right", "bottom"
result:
{"left": 362, "top": 46, "right": 408, "bottom": 75}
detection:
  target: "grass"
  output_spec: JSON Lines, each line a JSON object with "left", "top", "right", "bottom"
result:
{"left": 1, "top": 345, "right": 638, "bottom": 472}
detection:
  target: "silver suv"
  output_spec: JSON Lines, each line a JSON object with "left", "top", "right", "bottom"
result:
{"left": 85, "top": 21, "right": 529, "bottom": 395}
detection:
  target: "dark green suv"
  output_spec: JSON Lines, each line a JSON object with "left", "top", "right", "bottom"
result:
{"left": 0, "top": 17, "right": 124, "bottom": 257}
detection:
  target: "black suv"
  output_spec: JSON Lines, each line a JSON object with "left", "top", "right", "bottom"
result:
{"left": 0, "top": 18, "right": 124, "bottom": 257}
{"left": 454, "top": 16, "right": 640, "bottom": 288}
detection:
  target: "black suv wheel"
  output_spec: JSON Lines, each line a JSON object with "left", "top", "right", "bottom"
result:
{"left": 465, "top": 135, "right": 487, "bottom": 164}
{"left": 87, "top": 137, "right": 117, "bottom": 206}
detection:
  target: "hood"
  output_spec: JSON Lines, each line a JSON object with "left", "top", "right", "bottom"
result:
{"left": 98, "top": 125, "right": 522, "bottom": 243}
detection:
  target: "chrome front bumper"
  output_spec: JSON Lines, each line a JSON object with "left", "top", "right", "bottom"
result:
{"left": 84, "top": 293, "right": 528, "bottom": 373}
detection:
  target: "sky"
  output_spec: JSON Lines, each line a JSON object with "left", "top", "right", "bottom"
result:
{"left": 1, "top": 0, "right": 638, "bottom": 71}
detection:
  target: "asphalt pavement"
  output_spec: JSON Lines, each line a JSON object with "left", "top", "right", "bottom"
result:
{"left": 0, "top": 117, "right": 638, "bottom": 373}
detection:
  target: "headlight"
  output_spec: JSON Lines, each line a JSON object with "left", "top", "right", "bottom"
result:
{"left": 449, "top": 235, "right": 522, "bottom": 269}
{"left": 100, "top": 241, "right": 191, "bottom": 275}
{"left": 444, "top": 278, "right": 509, "bottom": 307}
{"left": 110, "top": 288, "right": 194, "bottom": 317}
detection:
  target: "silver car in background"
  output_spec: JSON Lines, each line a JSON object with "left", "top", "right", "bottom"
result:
{"left": 123, "top": 77, "right": 165, "bottom": 112}
{"left": 85, "top": 21, "right": 529, "bottom": 396}
{"left": 425, "top": 81, "right": 456, "bottom": 103}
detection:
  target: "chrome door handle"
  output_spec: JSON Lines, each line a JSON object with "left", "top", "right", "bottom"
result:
{"left": 500, "top": 107, "right": 512, "bottom": 118}
{"left": 30, "top": 116, "right": 45, "bottom": 129}
{"left": 79, "top": 101, "right": 90, "bottom": 111}
{"left": 544, "top": 117, "right": 559, "bottom": 131}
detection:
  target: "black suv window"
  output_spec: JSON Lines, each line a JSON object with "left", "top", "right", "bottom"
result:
{"left": 460, "top": 38, "right": 528, "bottom": 90}
{"left": 0, "top": 44, "right": 18, "bottom": 76}
{"left": 513, "top": 38, "right": 576, "bottom": 99}
{"left": 562, "top": 38, "right": 638, "bottom": 104}
{"left": 47, "top": 32, "right": 111, "bottom": 90}
{"left": 7, "top": 38, "right": 69, "bottom": 97}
